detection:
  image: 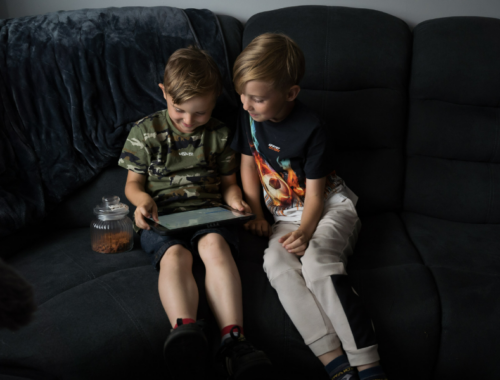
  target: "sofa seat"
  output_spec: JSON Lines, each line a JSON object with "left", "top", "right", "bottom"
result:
{"left": 2, "top": 228, "right": 171, "bottom": 379}
{"left": 2, "top": 222, "right": 329, "bottom": 380}
{"left": 348, "top": 212, "right": 441, "bottom": 380}
{"left": 401, "top": 212, "right": 500, "bottom": 377}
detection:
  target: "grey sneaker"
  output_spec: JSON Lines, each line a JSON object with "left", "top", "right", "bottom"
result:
{"left": 215, "top": 326, "right": 273, "bottom": 380}
{"left": 163, "top": 319, "right": 208, "bottom": 380}
{"left": 329, "top": 366, "right": 359, "bottom": 380}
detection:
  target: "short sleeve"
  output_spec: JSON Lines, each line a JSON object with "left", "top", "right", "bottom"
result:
{"left": 117, "top": 125, "right": 150, "bottom": 174}
{"left": 230, "top": 107, "right": 252, "bottom": 156}
{"left": 303, "top": 124, "right": 334, "bottom": 179}
{"left": 217, "top": 141, "right": 240, "bottom": 176}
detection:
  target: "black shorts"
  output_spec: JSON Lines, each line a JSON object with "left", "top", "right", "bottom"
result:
{"left": 140, "top": 226, "right": 239, "bottom": 271}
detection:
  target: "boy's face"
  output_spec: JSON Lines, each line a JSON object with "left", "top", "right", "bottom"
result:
{"left": 159, "top": 84, "right": 215, "bottom": 134}
{"left": 240, "top": 80, "right": 300, "bottom": 123}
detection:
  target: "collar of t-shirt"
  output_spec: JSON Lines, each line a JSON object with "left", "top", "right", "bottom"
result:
{"left": 164, "top": 109, "right": 205, "bottom": 137}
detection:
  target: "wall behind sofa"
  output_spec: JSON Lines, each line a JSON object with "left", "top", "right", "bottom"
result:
{"left": 1, "top": 0, "right": 500, "bottom": 28}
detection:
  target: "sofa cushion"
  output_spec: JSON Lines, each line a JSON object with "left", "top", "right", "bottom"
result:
{"left": 406, "top": 17, "right": 500, "bottom": 223}
{"left": 0, "top": 226, "right": 284, "bottom": 379}
{"left": 429, "top": 267, "right": 500, "bottom": 377}
{"left": 400, "top": 211, "right": 500, "bottom": 377}
{"left": 243, "top": 5, "right": 412, "bottom": 215}
{"left": 348, "top": 213, "right": 440, "bottom": 380}
{"left": 402, "top": 212, "right": 500, "bottom": 274}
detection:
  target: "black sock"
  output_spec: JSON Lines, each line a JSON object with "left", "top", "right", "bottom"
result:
{"left": 325, "top": 354, "right": 357, "bottom": 380}
{"left": 358, "top": 365, "right": 387, "bottom": 380}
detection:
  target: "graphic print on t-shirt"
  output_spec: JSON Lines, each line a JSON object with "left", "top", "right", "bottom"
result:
{"left": 245, "top": 115, "right": 306, "bottom": 214}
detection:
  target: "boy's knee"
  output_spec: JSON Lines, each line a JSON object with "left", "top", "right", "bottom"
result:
{"left": 160, "top": 244, "right": 192, "bottom": 267}
{"left": 301, "top": 255, "right": 346, "bottom": 280}
{"left": 263, "top": 246, "right": 301, "bottom": 276}
{"left": 198, "top": 233, "right": 230, "bottom": 263}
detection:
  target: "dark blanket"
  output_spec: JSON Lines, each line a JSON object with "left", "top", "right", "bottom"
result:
{"left": 0, "top": 7, "right": 236, "bottom": 240}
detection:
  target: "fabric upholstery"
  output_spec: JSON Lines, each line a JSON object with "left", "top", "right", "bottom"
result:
{"left": 243, "top": 5, "right": 412, "bottom": 215}
{"left": 348, "top": 213, "right": 440, "bottom": 379}
{"left": 406, "top": 17, "right": 500, "bottom": 223}
{"left": 0, "top": 7, "right": 236, "bottom": 239}
{"left": 2, "top": 5, "right": 499, "bottom": 380}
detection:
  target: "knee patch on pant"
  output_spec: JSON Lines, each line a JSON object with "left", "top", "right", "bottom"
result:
{"left": 330, "top": 275, "right": 377, "bottom": 349}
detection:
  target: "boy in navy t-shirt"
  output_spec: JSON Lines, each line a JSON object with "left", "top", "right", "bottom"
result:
{"left": 231, "top": 33, "right": 388, "bottom": 380}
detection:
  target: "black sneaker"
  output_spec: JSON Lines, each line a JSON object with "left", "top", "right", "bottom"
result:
{"left": 215, "top": 327, "right": 272, "bottom": 380}
{"left": 163, "top": 319, "right": 208, "bottom": 380}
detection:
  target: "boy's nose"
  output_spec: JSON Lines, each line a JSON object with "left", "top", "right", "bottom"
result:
{"left": 242, "top": 100, "right": 252, "bottom": 111}
{"left": 184, "top": 114, "right": 193, "bottom": 125}
{"left": 241, "top": 95, "right": 250, "bottom": 111}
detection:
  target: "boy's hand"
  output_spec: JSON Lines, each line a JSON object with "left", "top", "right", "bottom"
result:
{"left": 134, "top": 200, "right": 159, "bottom": 230}
{"left": 227, "top": 198, "right": 251, "bottom": 213}
{"left": 244, "top": 217, "right": 273, "bottom": 237}
{"left": 279, "top": 228, "right": 312, "bottom": 256}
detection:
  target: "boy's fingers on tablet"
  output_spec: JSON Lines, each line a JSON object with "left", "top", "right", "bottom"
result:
{"left": 152, "top": 206, "right": 159, "bottom": 222}
{"left": 135, "top": 212, "right": 149, "bottom": 230}
{"left": 242, "top": 201, "right": 253, "bottom": 214}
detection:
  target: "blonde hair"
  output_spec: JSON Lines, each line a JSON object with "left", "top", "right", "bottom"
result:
{"left": 233, "top": 33, "right": 305, "bottom": 94}
{"left": 163, "top": 46, "right": 222, "bottom": 104}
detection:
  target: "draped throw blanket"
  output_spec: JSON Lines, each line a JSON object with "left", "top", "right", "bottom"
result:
{"left": 0, "top": 7, "right": 235, "bottom": 238}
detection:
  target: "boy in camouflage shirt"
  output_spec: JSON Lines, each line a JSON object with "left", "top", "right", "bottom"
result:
{"left": 118, "top": 46, "right": 271, "bottom": 380}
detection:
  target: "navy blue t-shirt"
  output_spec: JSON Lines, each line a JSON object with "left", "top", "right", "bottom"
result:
{"left": 231, "top": 100, "right": 341, "bottom": 219}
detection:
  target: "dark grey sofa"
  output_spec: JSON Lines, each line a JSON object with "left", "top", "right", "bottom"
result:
{"left": 1, "top": 5, "right": 499, "bottom": 380}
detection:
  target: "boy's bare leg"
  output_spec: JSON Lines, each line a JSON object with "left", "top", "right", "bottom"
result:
{"left": 197, "top": 233, "right": 243, "bottom": 328}
{"left": 158, "top": 244, "right": 198, "bottom": 327}
{"left": 357, "top": 362, "right": 379, "bottom": 371}
{"left": 318, "top": 347, "right": 344, "bottom": 366}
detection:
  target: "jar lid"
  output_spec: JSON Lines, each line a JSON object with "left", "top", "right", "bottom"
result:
{"left": 93, "top": 196, "right": 129, "bottom": 218}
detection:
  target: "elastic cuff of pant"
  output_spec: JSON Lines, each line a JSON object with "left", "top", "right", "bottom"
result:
{"left": 307, "top": 333, "right": 341, "bottom": 357}
{"left": 345, "top": 344, "right": 380, "bottom": 367}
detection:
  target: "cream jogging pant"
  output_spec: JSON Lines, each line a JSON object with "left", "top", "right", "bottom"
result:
{"left": 263, "top": 194, "right": 380, "bottom": 366}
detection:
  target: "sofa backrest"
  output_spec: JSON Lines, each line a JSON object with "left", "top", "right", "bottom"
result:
{"left": 406, "top": 17, "right": 500, "bottom": 223}
{"left": 0, "top": 7, "right": 242, "bottom": 239}
{"left": 242, "top": 5, "right": 412, "bottom": 215}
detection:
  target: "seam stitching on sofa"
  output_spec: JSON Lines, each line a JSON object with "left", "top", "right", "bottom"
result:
{"left": 62, "top": 252, "right": 96, "bottom": 280}
{"left": 36, "top": 265, "right": 151, "bottom": 308}
{"left": 96, "top": 277, "right": 155, "bottom": 351}
{"left": 407, "top": 153, "right": 500, "bottom": 164}
{"left": 487, "top": 164, "right": 493, "bottom": 223}
{"left": 487, "top": 110, "right": 500, "bottom": 222}
{"left": 402, "top": 210, "right": 498, "bottom": 225}
{"left": 400, "top": 213, "right": 443, "bottom": 377}
{"left": 411, "top": 97, "right": 500, "bottom": 109}
{"left": 302, "top": 86, "right": 401, "bottom": 93}
{"left": 322, "top": 6, "right": 330, "bottom": 120}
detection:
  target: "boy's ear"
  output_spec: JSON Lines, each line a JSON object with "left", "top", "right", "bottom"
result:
{"left": 158, "top": 83, "right": 168, "bottom": 101}
{"left": 286, "top": 85, "right": 301, "bottom": 101}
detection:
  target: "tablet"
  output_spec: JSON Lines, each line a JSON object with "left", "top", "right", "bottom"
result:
{"left": 145, "top": 206, "right": 255, "bottom": 235}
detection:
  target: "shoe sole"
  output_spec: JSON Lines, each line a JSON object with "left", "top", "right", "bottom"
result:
{"left": 163, "top": 328, "right": 208, "bottom": 380}
{"left": 233, "top": 355, "right": 273, "bottom": 380}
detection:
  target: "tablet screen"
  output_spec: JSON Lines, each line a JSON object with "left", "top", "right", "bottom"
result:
{"left": 156, "top": 207, "right": 250, "bottom": 230}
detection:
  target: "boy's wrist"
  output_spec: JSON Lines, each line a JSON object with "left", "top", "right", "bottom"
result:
{"left": 297, "top": 226, "right": 314, "bottom": 241}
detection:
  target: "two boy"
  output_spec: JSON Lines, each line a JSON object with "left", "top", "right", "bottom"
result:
{"left": 119, "top": 34, "right": 387, "bottom": 380}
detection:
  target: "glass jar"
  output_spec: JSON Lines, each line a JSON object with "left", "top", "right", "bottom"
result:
{"left": 90, "top": 195, "right": 134, "bottom": 254}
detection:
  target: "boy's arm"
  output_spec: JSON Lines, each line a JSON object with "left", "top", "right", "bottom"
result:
{"left": 279, "top": 176, "right": 326, "bottom": 255}
{"left": 240, "top": 154, "right": 273, "bottom": 237}
{"left": 125, "top": 170, "right": 159, "bottom": 230}
{"left": 221, "top": 172, "right": 249, "bottom": 212}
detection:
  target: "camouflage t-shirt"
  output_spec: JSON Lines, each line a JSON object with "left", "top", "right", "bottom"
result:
{"left": 118, "top": 109, "right": 238, "bottom": 216}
